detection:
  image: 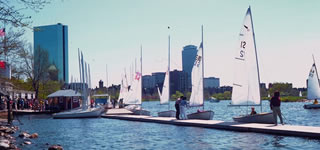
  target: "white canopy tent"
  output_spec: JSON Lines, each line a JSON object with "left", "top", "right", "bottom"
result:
{"left": 48, "top": 89, "right": 81, "bottom": 98}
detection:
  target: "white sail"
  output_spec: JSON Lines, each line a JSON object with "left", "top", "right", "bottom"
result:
{"left": 231, "top": 7, "right": 260, "bottom": 105}
{"left": 123, "top": 71, "right": 142, "bottom": 104}
{"left": 307, "top": 63, "right": 320, "bottom": 100}
{"left": 123, "top": 49, "right": 142, "bottom": 105}
{"left": 189, "top": 42, "right": 204, "bottom": 107}
{"left": 159, "top": 71, "right": 169, "bottom": 104}
{"left": 118, "top": 77, "right": 125, "bottom": 101}
{"left": 299, "top": 91, "right": 302, "bottom": 97}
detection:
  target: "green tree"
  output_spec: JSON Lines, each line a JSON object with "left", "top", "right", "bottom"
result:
{"left": 171, "top": 91, "right": 184, "bottom": 100}
{"left": 268, "top": 83, "right": 292, "bottom": 96}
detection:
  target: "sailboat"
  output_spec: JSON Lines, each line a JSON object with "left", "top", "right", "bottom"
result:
{"left": 304, "top": 56, "right": 320, "bottom": 109}
{"left": 187, "top": 26, "right": 214, "bottom": 120}
{"left": 231, "top": 7, "right": 273, "bottom": 124}
{"left": 158, "top": 36, "right": 176, "bottom": 117}
{"left": 123, "top": 47, "right": 151, "bottom": 116}
{"left": 53, "top": 50, "right": 104, "bottom": 119}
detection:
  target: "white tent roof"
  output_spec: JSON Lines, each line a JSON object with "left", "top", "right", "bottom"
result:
{"left": 48, "top": 89, "right": 81, "bottom": 98}
{"left": 92, "top": 94, "right": 109, "bottom": 97}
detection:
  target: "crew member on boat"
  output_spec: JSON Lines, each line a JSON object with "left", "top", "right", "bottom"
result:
{"left": 250, "top": 107, "right": 257, "bottom": 115}
{"left": 314, "top": 99, "right": 319, "bottom": 105}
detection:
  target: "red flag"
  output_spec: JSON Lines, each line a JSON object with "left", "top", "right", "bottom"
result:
{"left": 0, "top": 28, "right": 5, "bottom": 37}
{"left": 0, "top": 61, "right": 6, "bottom": 69}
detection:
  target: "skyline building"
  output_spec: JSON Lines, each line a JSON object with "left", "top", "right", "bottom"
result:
{"left": 34, "top": 23, "right": 69, "bottom": 83}
{"left": 170, "top": 69, "right": 188, "bottom": 95}
{"left": 204, "top": 77, "right": 220, "bottom": 88}
{"left": 142, "top": 75, "right": 156, "bottom": 89}
{"left": 182, "top": 45, "right": 197, "bottom": 91}
{"left": 152, "top": 72, "right": 165, "bottom": 89}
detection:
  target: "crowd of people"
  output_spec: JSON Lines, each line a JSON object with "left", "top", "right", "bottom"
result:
{"left": 0, "top": 97, "right": 49, "bottom": 111}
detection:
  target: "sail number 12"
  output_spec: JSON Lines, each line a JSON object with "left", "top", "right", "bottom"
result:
{"left": 239, "top": 41, "right": 246, "bottom": 58}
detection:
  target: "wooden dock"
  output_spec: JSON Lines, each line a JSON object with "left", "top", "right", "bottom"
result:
{"left": 102, "top": 109, "right": 320, "bottom": 139}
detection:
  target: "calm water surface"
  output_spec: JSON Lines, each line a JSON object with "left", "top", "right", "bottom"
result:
{"left": 15, "top": 101, "right": 320, "bottom": 150}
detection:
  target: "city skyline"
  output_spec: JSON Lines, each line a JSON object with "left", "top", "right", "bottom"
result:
{"left": 21, "top": 0, "right": 320, "bottom": 88}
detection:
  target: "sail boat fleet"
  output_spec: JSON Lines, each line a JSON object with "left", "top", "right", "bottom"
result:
{"left": 114, "top": 6, "right": 320, "bottom": 122}
{"left": 53, "top": 50, "right": 105, "bottom": 119}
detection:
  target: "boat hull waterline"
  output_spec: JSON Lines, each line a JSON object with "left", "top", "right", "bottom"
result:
{"left": 131, "top": 109, "right": 151, "bottom": 116}
{"left": 158, "top": 110, "right": 176, "bottom": 117}
{"left": 53, "top": 107, "right": 105, "bottom": 119}
{"left": 233, "top": 112, "right": 274, "bottom": 124}
{"left": 187, "top": 110, "right": 214, "bottom": 120}
{"left": 304, "top": 104, "right": 320, "bottom": 109}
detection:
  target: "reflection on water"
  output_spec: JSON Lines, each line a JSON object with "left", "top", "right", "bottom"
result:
{"left": 271, "top": 136, "right": 286, "bottom": 148}
{"left": 14, "top": 101, "right": 320, "bottom": 150}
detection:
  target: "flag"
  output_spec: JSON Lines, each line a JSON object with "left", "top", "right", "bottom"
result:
{"left": 0, "top": 61, "right": 6, "bottom": 69}
{"left": 0, "top": 28, "right": 5, "bottom": 37}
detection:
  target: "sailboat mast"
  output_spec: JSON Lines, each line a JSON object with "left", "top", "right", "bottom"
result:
{"left": 249, "top": 6, "right": 262, "bottom": 112}
{"left": 140, "top": 45, "right": 143, "bottom": 108}
{"left": 106, "top": 64, "right": 108, "bottom": 88}
{"left": 201, "top": 25, "right": 205, "bottom": 110}
{"left": 312, "top": 55, "right": 320, "bottom": 87}
{"left": 168, "top": 35, "right": 171, "bottom": 110}
{"left": 78, "top": 49, "right": 82, "bottom": 86}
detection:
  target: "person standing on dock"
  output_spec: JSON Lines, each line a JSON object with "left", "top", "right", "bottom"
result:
{"left": 180, "top": 96, "right": 188, "bottom": 120}
{"left": 175, "top": 96, "right": 182, "bottom": 120}
{"left": 270, "top": 91, "right": 284, "bottom": 125}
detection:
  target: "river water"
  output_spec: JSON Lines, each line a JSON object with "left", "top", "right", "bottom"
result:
{"left": 15, "top": 101, "right": 320, "bottom": 150}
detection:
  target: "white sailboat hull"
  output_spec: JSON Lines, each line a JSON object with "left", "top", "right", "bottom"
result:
{"left": 158, "top": 110, "right": 176, "bottom": 117}
{"left": 304, "top": 104, "right": 320, "bottom": 109}
{"left": 187, "top": 110, "right": 214, "bottom": 120}
{"left": 233, "top": 112, "right": 274, "bottom": 124}
{"left": 131, "top": 109, "right": 151, "bottom": 116}
{"left": 53, "top": 107, "right": 105, "bottom": 119}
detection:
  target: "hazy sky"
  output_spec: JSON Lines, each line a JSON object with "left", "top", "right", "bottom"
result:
{"left": 23, "top": 0, "right": 320, "bottom": 88}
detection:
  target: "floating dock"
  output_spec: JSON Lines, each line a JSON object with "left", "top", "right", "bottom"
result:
{"left": 102, "top": 109, "right": 320, "bottom": 139}
{"left": 13, "top": 110, "right": 58, "bottom": 115}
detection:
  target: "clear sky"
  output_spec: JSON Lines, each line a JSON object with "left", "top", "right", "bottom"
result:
{"left": 23, "top": 0, "right": 320, "bottom": 88}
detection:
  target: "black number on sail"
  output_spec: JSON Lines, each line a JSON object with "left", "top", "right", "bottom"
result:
{"left": 239, "top": 41, "right": 246, "bottom": 58}
{"left": 240, "top": 41, "right": 246, "bottom": 49}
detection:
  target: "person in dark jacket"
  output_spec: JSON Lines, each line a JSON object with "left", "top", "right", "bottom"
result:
{"left": 270, "top": 91, "right": 284, "bottom": 125}
{"left": 175, "top": 96, "right": 183, "bottom": 120}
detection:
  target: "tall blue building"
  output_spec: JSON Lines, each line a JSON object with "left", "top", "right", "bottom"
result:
{"left": 34, "top": 23, "right": 69, "bottom": 83}
{"left": 182, "top": 45, "right": 197, "bottom": 90}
